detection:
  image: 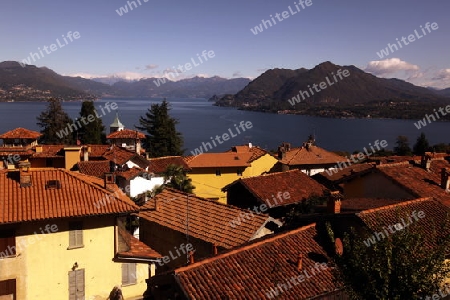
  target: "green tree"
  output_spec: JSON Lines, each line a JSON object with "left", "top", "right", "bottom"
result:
{"left": 393, "top": 135, "right": 412, "bottom": 156}
{"left": 326, "top": 220, "right": 450, "bottom": 300}
{"left": 413, "top": 133, "right": 430, "bottom": 155}
{"left": 161, "top": 164, "right": 195, "bottom": 193}
{"left": 77, "top": 101, "right": 106, "bottom": 144}
{"left": 136, "top": 99, "right": 184, "bottom": 157}
{"left": 36, "top": 98, "right": 74, "bottom": 144}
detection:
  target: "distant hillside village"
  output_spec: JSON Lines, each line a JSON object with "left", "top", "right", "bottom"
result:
{"left": 1, "top": 113, "right": 450, "bottom": 299}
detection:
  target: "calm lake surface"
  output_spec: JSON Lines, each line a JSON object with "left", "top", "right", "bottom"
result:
{"left": 0, "top": 98, "right": 448, "bottom": 154}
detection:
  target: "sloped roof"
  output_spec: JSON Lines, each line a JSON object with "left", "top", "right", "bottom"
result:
{"left": 376, "top": 161, "right": 450, "bottom": 207}
{"left": 148, "top": 156, "right": 190, "bottom": 174}
{"left": 107, "top": 129, "right": 145, "bottom": 139}
{"left": 32, "top": 145, "right": 65, "bottom": 158}
{"left": 140, "top": 188, "right": 271, "bottom": 249}
{"left": 318, "top": 163, "right": 374, "bottom": 182}
{"left": 280, "top": 145, "right": 346, "bottom": 166}
{"left": 0, "top": 127, "right": 41, "bottom": 139}
{"left": 186, "top": 152, "right": 253, "bottom": 168}
{"left": 77, "top": 161, "right": 111, "bottom": 178}
{"left": 224, "top": 169, "right": 327, "bottom": 207}
{"left": 103, "top": 146, "right": 136, "bottom": 165}
{"left": 173, "top": 224, "right": 343, "bottom": 299}
{"left": 117, "top": 226, "right": 162, "bottom": 260}
{"left": 227, "top": 145, "right": 270, "bottom": 162}
{"left": 357, "top": 198, "right": 450, "bottom": 250}
{"left": 0, "top": 169, "right": 139, "bottom": 224}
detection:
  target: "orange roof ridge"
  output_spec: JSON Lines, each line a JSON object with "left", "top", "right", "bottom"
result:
{"left": 174, "top": 223, "right": 316, "bottom": 274}
{"left": 376, "top": 161, "right": 411, "bottom": 168}
{"left": 357, "top": 197, "right": 433, "bottom": 215}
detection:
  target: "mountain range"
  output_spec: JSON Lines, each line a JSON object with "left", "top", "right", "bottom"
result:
{"left": 0, "top": 61, "right": 250, "bottom": 101}
{"left": 216, "top": 61, "right": 450, "bottom": 120}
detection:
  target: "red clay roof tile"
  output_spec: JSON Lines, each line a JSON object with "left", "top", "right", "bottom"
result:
{"left": 148, "top": 156, "right": 190, "bottom": 174}
{"left": 140, "top": 188, "right": 270, "bottom": 249}
{"left": 281, "top": 145, "right": 347, "bottom": 166}
{"left": 0, "top": 169, "right": 139, "bottom": 224}
{"left": 0, "top": 128, "right": 42, "bottom": 139}
{"left": 107, "top": 129, "right": 145, "bottom": 139}
{"left": 173, "top": 224, "right": 344, "bottom": 299}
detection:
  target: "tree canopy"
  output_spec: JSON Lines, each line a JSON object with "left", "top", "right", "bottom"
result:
{"left": 393, "top": 135, "right": 412, "bottom": 156}
{"left": 136, "top": 99, "right": 184, "bottom": 157}
{"left": 413, "top": 132, "right": 430, "bottom": 155}
{"left": 77, "top": 101, "right": 106, "bottom": 144}
{"left": 36, "top": 98, "right": 74, "bottom": 144}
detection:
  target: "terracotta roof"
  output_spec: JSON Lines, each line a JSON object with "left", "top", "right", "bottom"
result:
{"left": 318, "top": 163, "right": 374, "bottom": 182}
{"left": 77, "top": 161, "right": 111, "bottom": 178}
{"left": 140, "top": 188, "right": 271, "bottom": 249}
{"left": 173, "top": 224, "right": 344, "bottom": 299}
{"left": 107, "top": 129, "right": 145, "bottom": 139}
{"left": 117, "top": 226, "right": 162, "bottom": 259}
{"left": 186, "top": 152, "right": 253, "bottom": 168}
{"left": 116, "top": 167, "right": 149, "bottom": 181}
{"left": 224, "top": 169, "right": 327, "bottom": 207}
{"left": 357, "top": 198, "right": 450, "bottom": 250}
{"left": 32, "top": 145, "right": 65, "bottom": 158}
{"left": 148, "top": 156, "right": 190, "bottom": 174}
{"left": 280, "top": 145, "right": 346, "bottom": 166}
{"left": 0, "top": 127, "right": 41, "bottom": 139}
{"left": 340, "top": 198, "right": 407, "bottom": 212}
{"left": 0, "top": 169, "right": 139, "bottom": 224}
{"left": 103, "top": 147, "right": 136, "bottom": 165}
{"left": 376, "top": 161, "right": 450, "bottom": 207}
{"left": 0, "top": 148, "right": 34, "bottom": 156}
{"left": 228, "top": 145, "right": 270, "bottom": 162}
{"left": 86, "top": 145, "right": 110, "bottom": 158}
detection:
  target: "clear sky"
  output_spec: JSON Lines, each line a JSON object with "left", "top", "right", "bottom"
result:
{"left": 1, "top": 0, "right": 449, "bottom": 88}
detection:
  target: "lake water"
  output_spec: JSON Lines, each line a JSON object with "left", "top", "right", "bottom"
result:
{"left": 0, "top": 98, "right": 448, "bottom": 154}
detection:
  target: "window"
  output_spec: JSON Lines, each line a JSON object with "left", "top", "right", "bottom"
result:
{"left": 68, "top": 269, "right": 85, "bottom": 300}
{"left": 68, "top": 222, "right": 83, "bottom": 249}
{"left": 0, "top": 230, "right": 16, "bottom": 258}
{"left": 215, "top": 169, "right": 221, "bottom": 176}
{"left": 122, "top": 263, "right": 137, "bottom": 285}
{"left": 237, "top": 169, "right": 243, "bottom": 176}
{"left": 0, "top": 279, "right": 16, "bottom": 300}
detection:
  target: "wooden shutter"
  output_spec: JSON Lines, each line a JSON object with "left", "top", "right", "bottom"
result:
{"left": 69, "top": 223, "right": 83, "bottom": 248}
{"left": 69, "top": 269, "right": 85, "bottom": 300}
{"left": 122, "top": 263, "right": 137, "bottom": 285}
{"left": 68, "top": 271, "right": 76, "bottom": 300}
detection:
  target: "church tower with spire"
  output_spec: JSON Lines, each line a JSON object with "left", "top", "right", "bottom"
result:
{"left": 110, "top": 112, "right": 125, "bottom": 134}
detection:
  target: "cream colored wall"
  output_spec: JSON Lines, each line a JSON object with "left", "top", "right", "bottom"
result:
{"left": 0, "top": 217, "right": 149, "bottom": 300}
{"left": 188, "top": 154, "right": 277, "bottom": 204}
{"left": 242, "top": 154, "right": 277, "bottom": 177}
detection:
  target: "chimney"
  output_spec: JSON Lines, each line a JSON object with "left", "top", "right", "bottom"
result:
{"left": 421, "top": 154, "right": 431, "bottom": 171}
{"left": 212, "top": 244, "right": 218, "bottom": 255}
{"left": 189, "top": 251, "right": 195, "bottom": 264}
{"left": 104, "top": 173, "right": 116, "bottom": 191}
{"left": 155, "top": 199, "right": 160, "bottom": 211}
{"left": 248, "top": 142, "right": 252, "bottom": 149}
{"left": 35, "top": 146, "right": 43, "bottom": 153}
{"left": 327, "top": 191, "right": 342, "bottom": 214}
{"left": 297, "top": 254, "right": 303, "bottom": 271}
{"left": 83, "top": 147, "right": 89, "bottom": 162}
{"left": 19, "top": 161, "right": 32, "bottom": 188}
{"left": 278, "top": 145, "right": 286, "bottom": 160}
{"left": 441, "top": 168, "right": 450, "bottom": 190}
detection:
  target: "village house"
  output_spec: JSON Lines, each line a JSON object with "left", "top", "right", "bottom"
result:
{"left": 185, "top": 144, "right": 277, "bottom": 203}
{"left": 275, "top": 139, "right": 347, "bottom": 176}
{"left": 145, "top": 223, "right": 348, "bottom": 299}
{"left": 139, "top": 188, "right": 281, "bottom": 273}
{"left": 223, "top": 169, "right": 327, "bottom": 219}
{"left": 0, "top": 165, "right": 161, "bottom": 300}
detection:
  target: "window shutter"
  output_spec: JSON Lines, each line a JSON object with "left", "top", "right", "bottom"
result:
{"left": 69, "top": 231, "right": 76, "bottom": 248}
{"left": 122, "top": 264, "right": 129, "bottom": 285}
{"left": 75, "top": 229, "right": 83, "bottom": 247}
{"left": 76, "top": 269, "right": 85, "bottom": 298}
{"left": 130, "top": 263, "right": 137, "bottom": 284}
{"left": 68, "top": 271, "right": 76, "bottom": 300}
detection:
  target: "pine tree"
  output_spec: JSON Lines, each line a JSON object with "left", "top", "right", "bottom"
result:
{"left": 393, "top": 135, "right": 412, "bottom": 156}
{"left": 136, "top": 99, "right": 184, "bottom": 157}
{"left": 413, "top": 132, "right": 430, "bottom": 155}
{"left": 36, "top": 98, "right": 74, "bottom": 144}
{"left": 77, "top": 101, "right": 106, "bottom": 144}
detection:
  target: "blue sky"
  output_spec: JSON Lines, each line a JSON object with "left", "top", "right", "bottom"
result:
{"left": 1, "top": 0, "right": 449, "bottom": 88}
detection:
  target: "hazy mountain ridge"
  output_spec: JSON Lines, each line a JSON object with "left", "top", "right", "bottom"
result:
{"left": 0, "top": 61, "right": 251, "bottom": 101}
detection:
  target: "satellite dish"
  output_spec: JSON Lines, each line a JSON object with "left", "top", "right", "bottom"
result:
{"left": 335, "top": 238, "right": 344, "bottom": 256}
